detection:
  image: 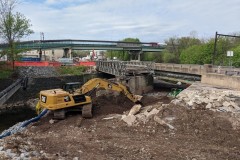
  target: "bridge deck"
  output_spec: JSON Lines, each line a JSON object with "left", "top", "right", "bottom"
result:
{"left": 96, "top": 61, "right": 155, "bottom": 76}
{"left": 0, "top": 39, "right": 165, "bottom": 52}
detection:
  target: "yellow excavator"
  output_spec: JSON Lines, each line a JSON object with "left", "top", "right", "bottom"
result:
{"left": 36, "top": 78, "right": 142, "bottom": 119}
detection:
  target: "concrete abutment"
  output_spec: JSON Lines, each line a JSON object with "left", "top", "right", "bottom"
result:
{"left": 117, "top": 74, "right": 153, "bottom": 95}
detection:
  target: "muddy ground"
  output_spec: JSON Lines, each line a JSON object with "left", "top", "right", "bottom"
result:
{"left": 1, "top": 90, "right": 240, "bottom": 160}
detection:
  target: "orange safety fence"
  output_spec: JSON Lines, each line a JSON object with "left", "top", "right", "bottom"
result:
{"left": 12, "top": 61, "right": 62, "bottom": 67}
{"left": 76, "top": 61, "right": 96, "bottom": 66}
{"left": 10, "top": 61, "right": 96, "bottom": 67}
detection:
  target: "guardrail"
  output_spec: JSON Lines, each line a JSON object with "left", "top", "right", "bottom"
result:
{"left": 0, "top": 79, "right": 23, "bottom": 105}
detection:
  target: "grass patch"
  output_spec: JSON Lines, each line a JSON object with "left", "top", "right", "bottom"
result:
{"left": 0, "top": 62, "right": 13, "bottom": 79}
{"left": 57, "top": 66, "right": 87, "bottom": 75}
{"left": 0, "top": 70, "right": 13, "bottom": 79}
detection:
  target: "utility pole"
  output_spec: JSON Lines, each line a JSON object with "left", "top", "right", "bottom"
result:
{"left": 213, "top": 31, "right": 218, "bottom": 65}
{"left": 40, "top": 32, "right": 46, "bottom": 61}
{"left": 213, "top": 32, "right": 240, "bottom": 66}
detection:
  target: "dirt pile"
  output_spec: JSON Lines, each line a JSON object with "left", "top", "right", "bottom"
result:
{"left": 0, "top": 89, "right": 240, "bottom": 159}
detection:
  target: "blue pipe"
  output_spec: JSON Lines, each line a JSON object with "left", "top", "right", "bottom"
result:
{"left": 0, "top": 109, "right": 48, "bottom": 139}
{"left": 21, "top": 109, "right": 48, "bottom": 127}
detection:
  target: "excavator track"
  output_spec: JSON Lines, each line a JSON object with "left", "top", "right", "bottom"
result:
{"left": 53, "top": 109, "right": 66, "bottom": 120}
{"left": 82, "top": 103, "right": 92, "bottom": 118}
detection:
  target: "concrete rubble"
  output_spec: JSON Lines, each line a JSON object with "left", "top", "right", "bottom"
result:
{"left": 173, "top": 83, "right": 240, "bottom": 113}
{"left": 120, "top": 104, "right": 176, "bottom": 130}
{"left": 120, "top": 102, "right": 175, "bottom": 130}
{"left": 0, "top": 130, "right": 60, "bottom": 160}
{"left": 128, "top": 104, "right": 142, "bottom": 115}
{"left": 120, "top": 82, "right": 240, "bottom": 129}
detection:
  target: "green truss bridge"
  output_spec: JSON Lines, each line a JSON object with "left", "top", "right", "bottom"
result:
{"left": 0, "top": 39, "right": 165, "bottom": 52}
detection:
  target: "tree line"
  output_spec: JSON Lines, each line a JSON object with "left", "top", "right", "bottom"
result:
{"left": 107, "top": 34, "right": 240, "bottom": 67}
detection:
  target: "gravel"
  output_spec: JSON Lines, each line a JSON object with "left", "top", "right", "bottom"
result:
{"left": 17, "top": 66, "right": 60, "bottom": 78}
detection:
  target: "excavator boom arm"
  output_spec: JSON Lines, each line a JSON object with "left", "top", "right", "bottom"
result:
{"left": 77, "top": 78, "right": 141, "bottom": 103}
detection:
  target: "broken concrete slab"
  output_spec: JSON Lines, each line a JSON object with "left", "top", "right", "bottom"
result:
{"left": 143, "top": 108, "right": 160, "bottom": 118}
{"left": 223, "top": 101, "right": 231, "bottom": 108}
{"left": 206, "top": 103, "right": 212, "bottom": 109}
{"left": 154, "top": 116, "right": 175, "bottom": 130}
{"left": 128, "top": 104, "right": 142, "bottom": 116}
{"left": 122, "top": 115, "right": 136, "bottom": 126}
{"left": 102, "top": 114, "right": 122, "bottom": 120}
{"left": 135, "top": 114, "right": 147, "bottom": 124}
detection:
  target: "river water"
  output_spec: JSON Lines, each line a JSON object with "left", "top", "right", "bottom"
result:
{"left": 0, "top": 107, "right": 37, "bottom": 133}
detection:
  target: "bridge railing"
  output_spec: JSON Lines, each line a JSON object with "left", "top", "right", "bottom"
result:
{"left": 154, "top": 63, "right": 204, "bottom": 75}
{"left": 96, "top": 60, "right": 155, "bottom": 76}
{"left": 211, "top": 66, "right": 240, "bottom": 76}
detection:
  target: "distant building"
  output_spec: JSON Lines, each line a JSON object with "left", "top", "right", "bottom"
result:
{"left": 0, "top": 55, "right": 7, "bottom": 61}
{"left": 19, "top": 49, "right": 64, "bottom": 61}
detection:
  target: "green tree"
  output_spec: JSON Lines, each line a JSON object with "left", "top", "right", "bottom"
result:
{"left": 142, "top": 52, "right": 163, "bottom": 62}
{"left": 106, "top": 38, "right": 140, "bottom": 61}
{"left": 163, "top": 35, "right": 202, "bottom": 63}
{"left": 0, "top": 0, "right": 34, "bottom": 69}
{"left": 231, "top": 45, "right": 240, "bottom": 67}
{"left": 180, "top": 40, "right": 213, "bottom": 65}
{"left": 162, "top": 50, "right": 176, "bottom": 63}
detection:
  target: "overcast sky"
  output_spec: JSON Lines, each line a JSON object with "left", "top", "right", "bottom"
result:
{"left": 16, "top": 0, "right": 240, "bottom": 42}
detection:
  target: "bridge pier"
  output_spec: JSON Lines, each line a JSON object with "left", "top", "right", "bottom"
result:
{"left": 117, "top": 74, "right": 153, "bottom": 95}
{"left": 63, "top": 48, "right": 72, "bottom": 58}
{"left": 129, "top": 50, "right": 142, "bottom": 61}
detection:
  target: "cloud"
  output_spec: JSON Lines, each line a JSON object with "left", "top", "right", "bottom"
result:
{"left": 17, "top": 0, "right": 240, "bottom": 42}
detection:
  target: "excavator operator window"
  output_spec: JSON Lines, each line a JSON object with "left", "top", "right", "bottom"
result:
{"left": 73, "top": 95, "right": 86, "bottom": 103}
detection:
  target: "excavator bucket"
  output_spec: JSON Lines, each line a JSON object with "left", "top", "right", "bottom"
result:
{"left": 36, "top": 101, "right": 43, "bottom": 115}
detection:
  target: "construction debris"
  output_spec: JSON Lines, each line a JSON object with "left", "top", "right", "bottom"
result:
{"left": 153, "top": 116, "right": 175, "bottom": 130}
{"left": 174, "top": 83, "right": 240, "bottom": 113}
{"left": 121, "top": 115, "right": 136, "bottom": 126}
{"left": 102, "top": 114, "right": 122, "bottom": 120}
{"left": 128, "top": 104, "right": 142, "bottom": 115}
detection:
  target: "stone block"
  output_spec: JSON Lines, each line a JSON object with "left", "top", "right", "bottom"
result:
{"left": 128, "top": 104, "right": 142, "bottom": 115}
{"left": 206, "top": 103, "right": 212, "bottom": 109}
{"left": 223, "top": 101, "right": 231, "bottom": 107}
{"left": 122, "top": 115, "right": 136, "bottom": 126}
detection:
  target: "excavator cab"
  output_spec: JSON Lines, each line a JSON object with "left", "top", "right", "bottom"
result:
{"left": 62, "top": 82, "right": 82, "bottom": 93}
